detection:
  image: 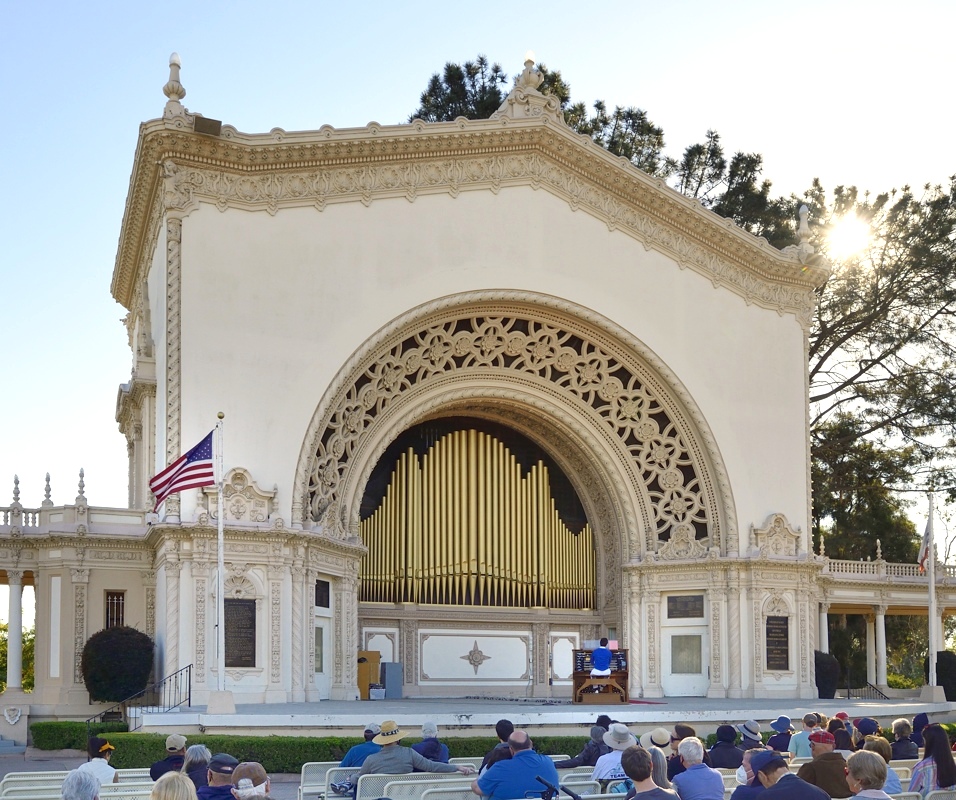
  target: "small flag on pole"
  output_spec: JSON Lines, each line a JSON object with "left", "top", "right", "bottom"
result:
{"left": 918, "top": 519, "right": 931, "bottom": 574}
{"left": 149, "top": 431, "right": 215, "bottom": 511}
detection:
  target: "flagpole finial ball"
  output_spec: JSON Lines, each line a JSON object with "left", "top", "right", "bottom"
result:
{"left": 217, "top": 412, "right": 224, "bottom": 419}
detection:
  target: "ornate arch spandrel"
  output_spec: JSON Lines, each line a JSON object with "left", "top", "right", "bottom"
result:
{"left": 293, "top": 292, "right": 736, "bottom": 562}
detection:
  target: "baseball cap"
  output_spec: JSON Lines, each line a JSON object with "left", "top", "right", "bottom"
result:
{"left": 751, "top": 750, "right": 785, "bottom": 774}
{"left": 166, "top": 734, "right": 187, "bottom": 752}
{"left": 364, "top": 722, "right": 381, "bottom": 735}
{"left": 232, "top": 762, "right": 268, "bottom": 787}
{"left": 209, "top": 754, "right": 240, "bottom": 774}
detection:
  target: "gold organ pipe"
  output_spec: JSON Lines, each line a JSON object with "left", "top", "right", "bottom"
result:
{"left": 468, "top": 429, "right": 478, "bottom": 603}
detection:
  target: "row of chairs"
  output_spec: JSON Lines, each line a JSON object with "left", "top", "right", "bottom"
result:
{"left": 0, "top": 770, "right": 154, "bottom": 800}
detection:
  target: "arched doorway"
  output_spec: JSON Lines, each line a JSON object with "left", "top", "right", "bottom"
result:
{"left": 294, "top": 292, "right": 735, "bottom": 697}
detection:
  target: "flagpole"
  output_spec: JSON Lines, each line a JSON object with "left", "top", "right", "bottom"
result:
{"left": 216, "top": 412, "right": 226, "bottom": 694}
{"left": 928, "top": 491, "right": 937, "bottom": 687}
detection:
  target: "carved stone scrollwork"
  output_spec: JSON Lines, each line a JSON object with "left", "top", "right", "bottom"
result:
{"left": 752, "top": 513, "right": 801, "bottom": 558}
{"left": 657, "top": 524, "right": 710, "bottom": 561}
{"left": 201, "top": 468, "right": 276, "bottom": 524}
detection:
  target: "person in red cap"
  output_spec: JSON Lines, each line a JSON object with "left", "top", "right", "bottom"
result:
{"left": 797, "top": 730, "right": 850, "bottom": 798}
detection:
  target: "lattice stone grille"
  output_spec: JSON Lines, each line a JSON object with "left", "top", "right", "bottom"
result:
{"left": 307, "top": 311, "right": 713, "bottom": 548}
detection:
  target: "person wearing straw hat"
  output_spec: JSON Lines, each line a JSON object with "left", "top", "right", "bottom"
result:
{"left": 640, "top": 728, "right": 672, "bottom": 752}
{"left": 76, "top": 737, "right": 117, "bottom": 785}
{"left": 357, "top": 720, "right": 475, "bottom": 778}
{"left": 592, "top": 723, "right": 637, "bottom": 782}
{"left": 473, "top": 730, "right": 559, "bottom": 800}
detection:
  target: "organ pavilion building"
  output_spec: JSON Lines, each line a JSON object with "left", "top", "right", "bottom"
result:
{"left": 2, "top": 55, "right": 952, "bottom": 730}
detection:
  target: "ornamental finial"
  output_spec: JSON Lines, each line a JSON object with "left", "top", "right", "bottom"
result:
{"left": 797, "top": 205, "right": 811, "bottom": 245}
{"left": 515, "top": 51, "right": 544, "bottom": 92}
{"left": 163, "top": 52, "right": 186, "bottom": 111}
{"left": 876, "top": 538, "right": 883, "bottom": 560}
{"left": 12, "top": 475, "right": 20, "bottom": 505}
{"left": 76, "top": 468, "right": 86, "bottom": 502}
{"left": 43, "top": 473, "right": 52, "bottom": 507}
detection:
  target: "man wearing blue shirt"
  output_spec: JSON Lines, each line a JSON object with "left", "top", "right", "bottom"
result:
{"left": 339, "top": 723, "right": 382, "bottom": 768}
{"left": 473, "top": 731, "right": 558, "bottom": 800}
{"left": 670, "top": 738, "right": 723, "bottom": 800}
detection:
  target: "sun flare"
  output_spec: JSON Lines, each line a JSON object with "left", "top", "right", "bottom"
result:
{"left": 828, "top": 215, "right": 872, "bottom": 260}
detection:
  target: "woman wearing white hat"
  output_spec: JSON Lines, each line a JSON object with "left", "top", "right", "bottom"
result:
{"left": 592, "top": 723, "right": 637, "bottom": 783}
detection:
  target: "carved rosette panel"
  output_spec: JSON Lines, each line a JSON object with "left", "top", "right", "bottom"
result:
{"left": 195, "top": 577, "right": 206, "bottom": 682}
{"left": 72, "top": 581, "right": 86, "bottom": 685}
{"left": 271, "top": 582, "right": 281, "bottom": 684}
{"left": 305, "top": 307, "right": 719, "bottom": 556}
{"left": 400, "top": 618, "right": 417, "bottom": 686}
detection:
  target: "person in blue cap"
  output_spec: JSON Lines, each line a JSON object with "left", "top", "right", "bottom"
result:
{"left": 752, "top": 750, "right": 828, "bottom": 799}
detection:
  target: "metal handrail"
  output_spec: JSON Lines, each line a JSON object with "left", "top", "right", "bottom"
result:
{"left": 85, "top": 664, "right": 192, "bottom": 737}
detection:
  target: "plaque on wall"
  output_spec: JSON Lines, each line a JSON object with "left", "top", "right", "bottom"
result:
{"left": 224, "top": 598, "right": 256, "bottom": 668}
{"left": 766, "top": 615, "right": 789, "bottom": 671}
{"left": 667, "top": 595, "right": 704, "bottom": 619}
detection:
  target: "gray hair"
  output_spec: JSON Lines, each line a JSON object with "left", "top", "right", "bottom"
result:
{"left": 182, "top": 744, "right": 212, "bottom": 774}
{"left": 648, "top": 746, "right": 671, "bottom": 789}
{"left": 677, "top": 736, "right": 704, "bottom": 765}
{"left": 62, "top": 770, "right": 100, "bottom": 800}
{"left": 847, "top": 749, "right": 888, "bottom": 790}
{"left": 893, "top": 718, "right": 912, "bottom": 738}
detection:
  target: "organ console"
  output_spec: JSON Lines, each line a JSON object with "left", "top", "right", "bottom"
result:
{"left": 572, "top": 648, "right": 629, "bottom": 703}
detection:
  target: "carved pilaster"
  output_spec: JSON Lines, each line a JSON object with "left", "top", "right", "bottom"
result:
{"left": 728, "top": 568, "right": 743, "bottom": 696}
{"left": 165, "top": 561, "right": 181, "bottom": 675}
{"left": 400, "top": 617, "right": 417, "bottom": 688}
{"left": 626, "top": 570, "right": 643, "bottom": 698}
{"left": 141, "top": 571, "right": 157, "bottom": 640}
{"left": 644, "top": 592, "right": 662, "bottom": 697}
{"left": 194, "top": 574, "right": 207, "bottom": 683}
{"left": 70, "top": 569, "right": 89, "bottom": 686}
{"left": 270, "top": 581, "right": 282, "bottom": 684}
{"left": 291, "top": 566, "right": 305, "bottom": 697}
{"left": 164, "top": 216, "right": 183, "bottom": 520}
{"left": 708, "top": 587, "right": 727, "bottom": 697}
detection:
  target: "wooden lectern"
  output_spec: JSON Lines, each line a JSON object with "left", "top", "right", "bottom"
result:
{"left": 572, "top": 648, "right": 629, "bottom": 704}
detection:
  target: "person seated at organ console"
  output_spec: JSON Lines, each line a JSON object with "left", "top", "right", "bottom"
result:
{"left": 591, "top": 638, "right": 613, "bottom": 676}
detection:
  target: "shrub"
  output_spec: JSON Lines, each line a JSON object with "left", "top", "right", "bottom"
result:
{"left": 30, "top": 721, "right": 127, "bottom": 750}
{"left": 923, "top": 650, "right": 956, "bottom": 700}
{"left": 81, "top": 627, "right": 154, "bottom": 703}
{"left": 887, "top": 672, "right": 921, "bottom": 689}
{"left": 815, "top": 650, "right": 840, "bottom": 699}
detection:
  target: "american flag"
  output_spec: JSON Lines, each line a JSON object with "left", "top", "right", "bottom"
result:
{"left": 149, "top": 431, "right": 216, "bottom": 511}
{"left": 918, "top": 519, "right": 931, "bottom": 574}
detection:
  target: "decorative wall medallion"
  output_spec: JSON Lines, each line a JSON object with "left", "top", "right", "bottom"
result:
{"left": 3, "top": 708, "right": 21, "bottom": 725}
{"left": 461, "top": 641, "right": 492, "bottom": 675}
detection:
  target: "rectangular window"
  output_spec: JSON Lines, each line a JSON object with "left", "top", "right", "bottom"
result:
{"left": 314, "top": 627, "right": 324, "bottom": 673}
{"left": 105, "top": 591, "right": 125, "bottom": 628}
{"left": 671, "top": 634, "right": 702, "bottom": 674}
{"left": 315, "top": 580, "right": 331, "bottom": 608}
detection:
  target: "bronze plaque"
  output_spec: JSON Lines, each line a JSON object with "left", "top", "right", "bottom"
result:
{"left": 667, "top": 595, "right": 704, "bottom": 619}
{"left": 225, "top": 598, "right": 256, "bottom": 668}
{"left": 766, "top": 616, "right": 789, "bottom": 671}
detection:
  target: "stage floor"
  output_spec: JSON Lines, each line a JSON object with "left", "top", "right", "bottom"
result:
{"left": 140, "top": 695, "right": 956, "bottom": 738}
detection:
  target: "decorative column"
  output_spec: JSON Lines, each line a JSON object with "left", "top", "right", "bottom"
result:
{"left": 728, "top": 567, "right": 743, "bottom": 697}
{"left": 291, "top": 565, "right": 306, "bottom": 702}
{"left": 874, "top": 605, "right": 887, "bottom": 686}
{"left": 818, "top": 602, "right": 830, "bottom": 653}
{"left": 626, "top": 570, "right": 643, "bottom": 699}
{"left": 643, "top": 591, "right": 662, "bottom": 698}
{"left": 865, "top": 614, "right": 876, "bottom": 685}
{"left": 708, "top": 587, "right": 727, "bottom": 698}
{"left": 70, "top": 569, "right": 89, "bottom": 686}
{"left": 332, "top": 571, "right": 360, "bottom": 700}
{"left": 164, "top": 561, "right": 181, "bottom": 677}
{"left": 6, "top": 571, "right": 23, "bottom": 691}
{"left": 163, "top": 216, "right": 183, "bottom": 522}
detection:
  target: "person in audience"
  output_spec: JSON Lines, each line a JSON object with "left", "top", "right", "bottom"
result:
{"left": 891, "top": 717, "right": 920, "bottom": 760}
{"left": 909, "top": 723, "right": 956, "bottom": 796}
{"left": 339, "top": 723, "right": 382, "bottom": 768}
{"left": 845, "top": 749, "right": 894, "bottom": 799}
{"left": 231, "top": 762, "right": 270, "bottom": 800}
{"left": 640, "top": 729, "right": 672, "bottom": 752}
{"left": 358, "top": 720, "right": 474, "bottom": 778}
{"left": 912, "top": 712, "right": 930, "bottom": 747}
{"left": 472, "top": 730, "right": 558, "bottom": 800}
{"left": 198, "top": 755, "right": 240, "bottom": 800}
{"left": 708, "top": 725, "right": 743, "bottom": 769}
{"left": 765, "top": 717, "right": 793, "bottom": 753}
{"left": 729, "top": 749, "right": 769, "bottom": 800}
{"left": 833, "top": 727, "right": 856, "bottom": 756}
{"left": 736, "top": 721, "right": 762, "bottom": 751}
{"left": 785, "top": 714, "right": 818, "bottom": 759}
{"left": 854, "top": 718, "right": 881, "bottom": 748}
{"left": 593, "top": 723, "right": 638, "bottom": 783}
{"left": 62, "top": 769, "right": 100, "bottom": 800}
{"left": 554, "top": 725, "right": 610, "bottom": 768}
{"left": 835, "top": 712, "right": 856, "bottom": 742}
{"left": 797, "top": 730, "right": 851, "bottom": 798}
{"left": 479, "top": 719, "right": 514, "bottom": 774}
{"left": 152, "top": 772, "right": 199, "bottom": 800}
{"left": 751, "top": 750, "right": 827, "bottom": 799}
{"left": 647, "top": 747, "right": 673, "bottom": 792}
{"left": 152, "top": 734, "right": 189, "bottom": 780}
{"left": 670, "top": 737, "right": 723, "bottom": 800}
{"left": 620, "top": 745, "right": 677, "bottom": 799}
{"left": 182, "top": 745, "right": 212, "bottom": 790}
{"left": 597, "top": 715, "right": 616, "bottom": 730}
{"left": 862, "top": 736, "right": 902, "bottom": 794}
{"left": 411, "top": 721, "right": 449, "bottom": 765}
{"left": 667, "top": 724, "right": 712, "bottom": 780}
{"left": 76, "top": 737, "right": 118, "bottom": 785}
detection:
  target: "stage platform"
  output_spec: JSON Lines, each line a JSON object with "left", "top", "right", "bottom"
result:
{"left": 140, "top": 695, "right": 956, "bottom": 738}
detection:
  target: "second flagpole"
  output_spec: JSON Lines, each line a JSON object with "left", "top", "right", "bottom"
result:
{"left": 208, "top": 411, "right": 235, "bottom": 713}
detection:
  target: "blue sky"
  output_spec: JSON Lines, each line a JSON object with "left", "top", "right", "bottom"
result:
{"left": 0, "top": 1, "right": 953, "bottom": 621}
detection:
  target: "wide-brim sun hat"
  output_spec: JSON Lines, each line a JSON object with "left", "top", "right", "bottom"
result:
{"left": 603, "top": 723, "right": 637, "bottom": 751}
{"left": 373, "top": 720, "right": 410, "bottom": 745}
{"left": 770, "top": 716, "right": 793, "bottom": 734}
{"left": 737, "top": 720, "right": 761, "bottom": 739}
{"left": 640, "top": 727, "right": 671, "bottom": 749}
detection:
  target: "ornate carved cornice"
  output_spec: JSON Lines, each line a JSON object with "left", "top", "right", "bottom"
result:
{"left": 112, "top": 115, "right": 827, "bottom": 325}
